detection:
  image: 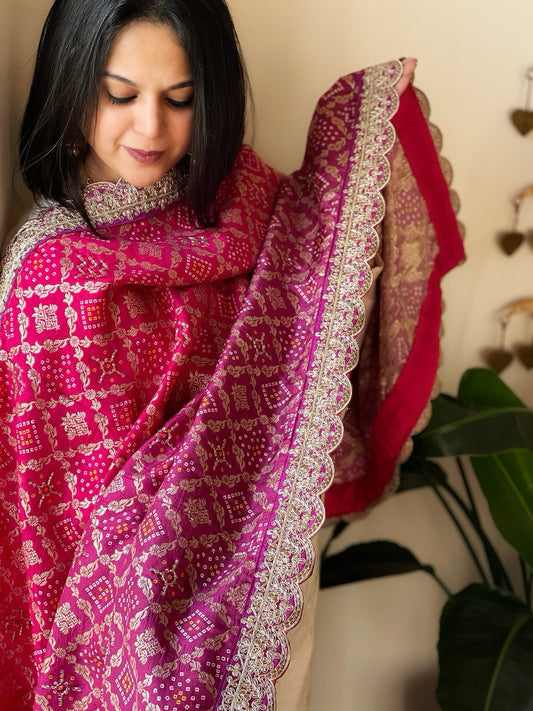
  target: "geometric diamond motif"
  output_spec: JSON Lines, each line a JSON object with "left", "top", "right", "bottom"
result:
{"left": 78, "top": 639, "right": 106, "bottom": 674}
{"left": 151, "top": 672, "right": 208, "bottom": 710}
{"left": 116, "top": 663, "right": 135, "bottom": 705}
{"left": 294, "top": 277, "right": 317, "bottom": 305}
{"left": 53, "top": 518, "right": 79, "bottom": 552}
{"left": 16, "top": 419, "right": 43, "bottom": 455}
{"left": 80, "top": 299, "right": 108, "bottom": 330}
{"left": 100, "top": 508, "right": 143, "bottom": 549}
{"left": 185, "top": 254, "right": 212, "bottom": 282}
{"left": 42, "top": 353, "right": 79, "bottom": 393}
{"left": 139, "top": 511, "right": 165, "bottom": 545}
{"left": 216, "top": 292, "right": 237, "bottom": 320}
{"left": 86, "top": 575, "right": 114, "bottom": 614}
{"left": 176, "top": 610, "right": 214, "bottom": 643}
{"left": 196, "top": 548, "right": 224, "bottom": 588}
{"left": 260, "top": 381, "right": 292, "bottom": 410}
{"left": 110, "top": 399, "right": 137, "bottom": 432}
{"left": 206, "top": 652, "right": 230, "bottom": 681}
{"left": 223, "top": 491, "right": 253, "bottom": 524}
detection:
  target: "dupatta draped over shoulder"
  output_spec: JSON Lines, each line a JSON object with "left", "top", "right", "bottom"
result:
{"left": 0, "top": 61, "right": 464, "bottom": 710}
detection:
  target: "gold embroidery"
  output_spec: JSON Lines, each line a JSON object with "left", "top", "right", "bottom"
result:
{"left": 0, "top": 169, "right": 186, "bottom": 317}
{"left": 219, "top": 60, "right": 404, "bottom": 709}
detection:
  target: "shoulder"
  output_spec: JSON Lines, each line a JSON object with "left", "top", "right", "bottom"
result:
{"left": 223, "top": 145, "right": 285, "bottom": 205}
{"left": 237, "top": 144, "right": 286, "bottom": 183}
{"left": 0, "top": 202, "right": 83, "bottom": 320}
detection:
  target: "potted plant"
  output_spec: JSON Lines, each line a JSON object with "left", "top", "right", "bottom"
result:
{"left": 320, "top": 368, "right": 533, "bottom": 711}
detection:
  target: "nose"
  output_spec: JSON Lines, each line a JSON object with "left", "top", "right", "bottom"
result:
{"left": 135, "top": 98, "right": 164, "bottom": 139}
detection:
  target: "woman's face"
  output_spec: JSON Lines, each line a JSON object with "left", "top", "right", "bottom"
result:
{"left": 85, "top": 21, "right": 194, "bottom": 187}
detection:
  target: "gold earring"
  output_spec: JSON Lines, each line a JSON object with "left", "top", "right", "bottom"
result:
{"left": 67, "top": 137, "right": 84, "bottom": 159}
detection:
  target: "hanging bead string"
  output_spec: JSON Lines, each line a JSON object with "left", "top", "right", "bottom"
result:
{"left": 525, "top": 68, "right": 533, "bottom": 111}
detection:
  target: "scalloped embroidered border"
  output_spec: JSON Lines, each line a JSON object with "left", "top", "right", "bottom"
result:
{"left": 335, "top": 85, "right": 466, "bottom": 524}
{"left": 392, "top": 86, "right": 466, "bottom": 473}
{"left": 0, "top": 169, "right": 184, "bottom": 319}
{"left": 218, "top": 60, "right": 403, "bottom": 710}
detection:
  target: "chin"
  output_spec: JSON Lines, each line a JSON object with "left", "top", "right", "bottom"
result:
{"left": 125, "top": 170, "right": 170, "bottom": 188}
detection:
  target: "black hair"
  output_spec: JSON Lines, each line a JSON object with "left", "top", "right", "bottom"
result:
{"left": 19, "top": 0, "right": 247, "bottom": 229}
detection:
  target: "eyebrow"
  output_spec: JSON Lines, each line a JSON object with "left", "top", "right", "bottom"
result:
{"left": 103, "top": 72, "right": 194, "bottom": 91}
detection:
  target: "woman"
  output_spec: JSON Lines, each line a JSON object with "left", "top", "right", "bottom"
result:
{"left": 0, "top": 0, "right": 464, "bottom": 709}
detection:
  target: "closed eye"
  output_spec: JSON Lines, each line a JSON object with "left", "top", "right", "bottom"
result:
{"left": 166, "top": 96, "right": 194, "bottom": 109}
{"left": 107, "top": 92, "right": 135, "bottom": 105}
{"left": 106, "top": 92, "right": 193, "bottom": 109}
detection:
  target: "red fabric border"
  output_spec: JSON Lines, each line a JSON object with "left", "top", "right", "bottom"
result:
{"left": 325, "top": 84, "right": 465, "bottom": 517}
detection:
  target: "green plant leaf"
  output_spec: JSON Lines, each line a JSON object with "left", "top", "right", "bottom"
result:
{"left": 413, "top": 403, "right": 533, "bottom": 457}
{"left": 320, "top": 540, "right": 434, "bottom": 589}
{"left": 398, "top": 455, "right": 448, "bottom": 492}
{"left": 453, "top": 367, "right": 533, "bottom": 570}
{"left": 424, "top": 392, "right": 469, "bottom": 428}
{"left": 458, "top": 368, "right": 526, "bottom": 408}
{"left": 437, "top": 584, "right": 533, "bottom": 711}
{"left": 414, "top": 369, "right": 533, "bottom": 456}
{"left": 471, "top": 451, "right": 533, "bottom": 571}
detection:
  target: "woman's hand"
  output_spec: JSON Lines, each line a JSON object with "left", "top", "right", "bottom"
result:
{"left": 395, "top": 57, "right": 417, "bottom": 96}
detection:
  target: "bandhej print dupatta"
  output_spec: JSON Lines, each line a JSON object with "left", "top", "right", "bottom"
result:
{"left": 0, "top": 61, "right": 464, "bottom": 710}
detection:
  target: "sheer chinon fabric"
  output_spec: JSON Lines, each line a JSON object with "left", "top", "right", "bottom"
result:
{"left": 0, "top": 61, "right": 463, "bottom": 711}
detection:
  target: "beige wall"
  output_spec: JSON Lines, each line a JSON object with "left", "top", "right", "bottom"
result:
{"left": 230, "top": 0, "right": 533, "bottom": 404}
{"left": 0, "top": 0, "right": 51, "bottom": 242}
{"left": 228, "top": 2, "right": 533, "bottom": 710}
{"left": 2, "top": 1, "right": 532, "bottom": 710}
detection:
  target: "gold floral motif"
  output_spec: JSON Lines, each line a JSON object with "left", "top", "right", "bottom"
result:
{"left": 219, "top": 60, "right": 404, "bottom": 710}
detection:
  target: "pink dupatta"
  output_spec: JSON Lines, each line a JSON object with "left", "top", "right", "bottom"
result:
{"left": 0, "top": 61, "right": 463, "bottom": 710}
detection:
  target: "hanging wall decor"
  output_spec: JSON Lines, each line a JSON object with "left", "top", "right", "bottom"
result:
{"left": 483, "top": 70, "right": 533, "bottom": 373}
{"left": 511, "top": 67, "right": 533, "bottom": 136}
{"left": 498, "top": 185, "right": 533, "bottom": 255}
{"left": 482, "top": 299, "right": 533, "bottom": 373}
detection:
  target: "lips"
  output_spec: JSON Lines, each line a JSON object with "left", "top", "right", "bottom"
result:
{"left": 124, "top": 147, "right": 165, "bottom": 165}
